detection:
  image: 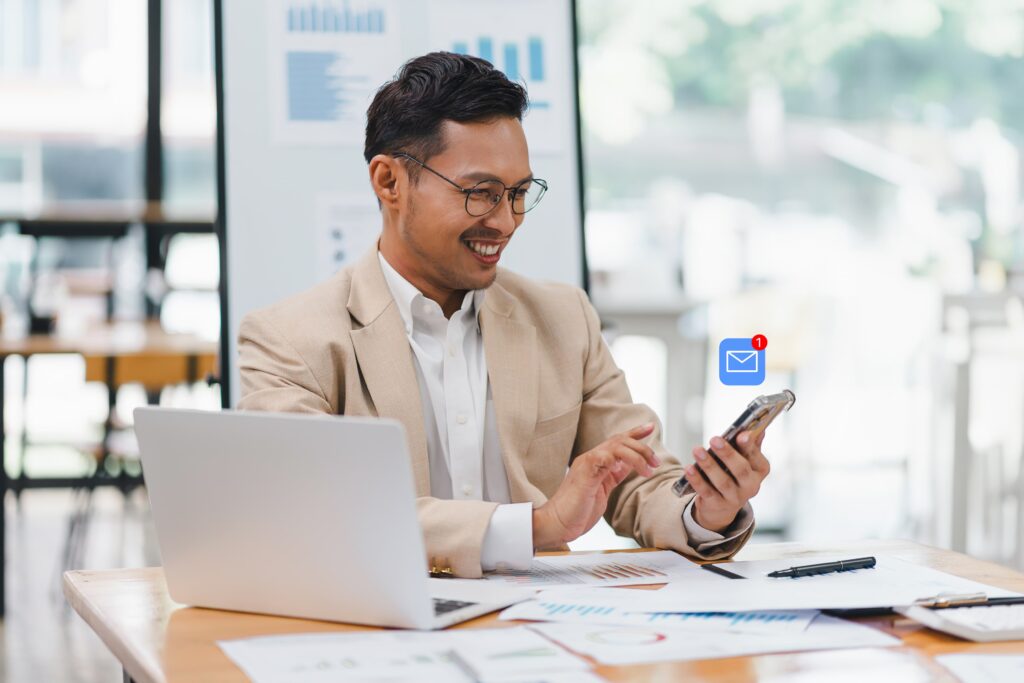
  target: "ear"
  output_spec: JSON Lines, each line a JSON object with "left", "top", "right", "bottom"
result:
{"left": 368, "top": 154, "right": 402, "bottom": 208}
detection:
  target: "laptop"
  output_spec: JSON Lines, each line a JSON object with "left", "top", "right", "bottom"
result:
{"left": 133, "top": 407, "right": 525, "bottom": 629}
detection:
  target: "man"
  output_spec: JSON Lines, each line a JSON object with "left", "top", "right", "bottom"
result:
{"left": 238, "top": 52, "right": 770, "bottom": 578}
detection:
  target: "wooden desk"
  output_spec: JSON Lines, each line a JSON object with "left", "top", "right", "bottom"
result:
{"left": 63, "top": 541, "right": 1024, "bottom": 683}
{"left": 0, "top": 321, "right": 218, "bottom": 617}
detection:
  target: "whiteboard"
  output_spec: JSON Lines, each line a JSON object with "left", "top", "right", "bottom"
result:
{"left": 215, "top": 0, "right": 586, "bottom": 406}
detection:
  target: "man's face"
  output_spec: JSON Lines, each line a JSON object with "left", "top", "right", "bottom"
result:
{"left": 396, "top": 117, "right": 532, "bottom": 293}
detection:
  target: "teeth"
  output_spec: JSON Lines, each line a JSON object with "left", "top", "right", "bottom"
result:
{"left": 467, "top": 241, "right": 500, "bottom": 256}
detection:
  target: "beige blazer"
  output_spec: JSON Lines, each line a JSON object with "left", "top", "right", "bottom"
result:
{"left": 237, "top": 248, "right": 753, "bottom": 577}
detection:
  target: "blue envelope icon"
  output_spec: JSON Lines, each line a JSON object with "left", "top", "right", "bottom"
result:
{"left": 719, "top": 338, "right": 765, "bottom": 386}
{"left": 726, "top": 350, "right": 758, "bottom": 372}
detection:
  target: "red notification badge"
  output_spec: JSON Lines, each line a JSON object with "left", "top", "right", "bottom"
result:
{"left": 751, "top": 334, "right": 768, "bottom": 350}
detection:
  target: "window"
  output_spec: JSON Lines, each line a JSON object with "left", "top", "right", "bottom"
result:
{"left": 578, "top": 1, "right": 1024, "bottom": 555}
{"left": 162, "top": 0, "right": 215, "bottom": 209}
{"left": 0, "top": 0, "right": 147, "bottom": 208}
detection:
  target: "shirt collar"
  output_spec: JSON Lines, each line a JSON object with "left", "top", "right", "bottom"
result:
{"left": 378, "top": 251, "right": 485, "bottom": 334}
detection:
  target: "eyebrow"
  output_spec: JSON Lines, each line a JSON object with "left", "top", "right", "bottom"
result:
{"left": 459, "top": 171, "right": 535, "bottom": 185}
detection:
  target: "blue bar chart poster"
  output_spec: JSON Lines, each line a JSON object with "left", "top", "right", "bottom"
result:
{"left": 268, "top": 0, "right": 401, "bottom": 145}
{"left": 427, "top": 0, "right": 570, "bottom": 154}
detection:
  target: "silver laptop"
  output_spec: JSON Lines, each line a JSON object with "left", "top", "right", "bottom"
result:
{"left": 133, "top": 407, "right": 522, "bottom": 629}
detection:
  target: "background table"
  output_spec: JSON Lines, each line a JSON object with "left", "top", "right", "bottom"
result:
{"left": 0, "top": 200, "right": 215, "bottom": 257}
{"left": 1, "top": 321, "right": 217, "bottom": 617}
{"left": 63, "top": 540, "right": 1024, "bottom": 683}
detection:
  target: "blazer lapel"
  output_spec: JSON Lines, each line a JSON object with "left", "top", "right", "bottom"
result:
{"left": 481, "top": 280, "right": 542, "bottom": 505}
{"left": 347, "top": 250, "right": 431, "bottom": 496}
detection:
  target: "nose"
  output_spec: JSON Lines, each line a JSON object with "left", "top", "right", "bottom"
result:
{"left": 480, "top": 192, "right": 518, "bottom": 235}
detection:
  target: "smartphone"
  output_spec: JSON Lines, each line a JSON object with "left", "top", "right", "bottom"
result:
{"left": 672, "top": 389, "right": 796, "bottom": 496}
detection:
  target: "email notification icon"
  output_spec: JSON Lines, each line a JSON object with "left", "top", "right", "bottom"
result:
{"left": 719, "top": 338, "right": 765, "bottom": 386}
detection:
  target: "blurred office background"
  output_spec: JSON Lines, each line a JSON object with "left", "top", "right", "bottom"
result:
{"left": 1, "top": 0, "right": 1024, "bottom": 680}
{"left": 580, "top": 0, "right": 1024, "bottom": 568}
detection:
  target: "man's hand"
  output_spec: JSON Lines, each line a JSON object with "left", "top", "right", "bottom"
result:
{"left": 532, "top": 423, "right": 660, "bottom": 549}
{"left": 686, "top": 430, "right": 770, "bottom": 533}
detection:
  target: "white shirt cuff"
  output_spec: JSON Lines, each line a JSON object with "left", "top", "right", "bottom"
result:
{"left": 480, "top": 503, "right": 534, "bottom": 571}
{"left": 682, "top": 499, "right": 754, "bottom": 548}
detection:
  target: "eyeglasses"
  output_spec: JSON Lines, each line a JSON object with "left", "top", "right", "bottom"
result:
{"left": 392, "top": 152, "right": 548, "bottom": 217}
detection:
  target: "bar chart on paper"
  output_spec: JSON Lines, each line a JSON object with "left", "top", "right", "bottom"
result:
{"left": 500, "top": 598, "right": 817, "bottom": 635}
{"left": 645, "top": 611, "right": 810, "bottom": 629}
{"left": 485, "top": 557, "right": 671, "bottom": 589}
{"left": 427, "top": 0, "right": 567, "bottom": 152}
{"left": 450, "top": 36, "right": 549, "bottom": 109}
{"left": 285, "top": 51, "right": 367, "bottom": 121}
{"left": 285, "top": 1, "right": 388, "bottom": 33}
{"left": 481, "top": 551, "right": 709, "bottom": 588}
{"left": 270, "top": 0, "right": 400, "bottom": 142}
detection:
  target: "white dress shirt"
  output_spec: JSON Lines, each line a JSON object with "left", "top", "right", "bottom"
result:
{"left": 378, "top": 253, "right": 750, "bottom": 570}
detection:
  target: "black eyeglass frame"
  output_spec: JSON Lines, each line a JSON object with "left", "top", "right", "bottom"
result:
{"left": 391, "top": 152, "right": 548, "bottom": 217}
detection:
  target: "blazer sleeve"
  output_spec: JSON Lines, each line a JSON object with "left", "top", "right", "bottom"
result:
{"left": 237, "top": 310, "right": 334, "bottom": 414}
{"left": 238, "top": 309, "right": 500, "bottom": 578}
{"left": 572, "top": 288, "right": 754, "bottom": 561}
{"left": 417, "top": 499, "right": 500, "bottom": 578}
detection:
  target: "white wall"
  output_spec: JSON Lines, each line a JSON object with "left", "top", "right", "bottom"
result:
{"left": 220, "top": 0, "right": 585, "bottom": 405}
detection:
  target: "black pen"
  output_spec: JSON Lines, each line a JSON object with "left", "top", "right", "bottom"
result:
{"left": 768, "top": 556, "right": 876, "bottom": 578}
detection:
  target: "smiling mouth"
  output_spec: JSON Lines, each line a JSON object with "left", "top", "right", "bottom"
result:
{"left": 461, "top": 238, "right": 504, "bottom": 264}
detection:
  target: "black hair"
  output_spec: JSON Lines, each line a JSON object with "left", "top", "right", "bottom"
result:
{"left": 364, "top": 51, "right": 529, "bottom": 180}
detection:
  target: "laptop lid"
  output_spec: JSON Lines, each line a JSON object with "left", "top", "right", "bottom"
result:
{"left": 134, "top": 407, "right": 435, "bottom": 629}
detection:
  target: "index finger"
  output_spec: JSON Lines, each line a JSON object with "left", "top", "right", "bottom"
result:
{"left": 626, "top": 422, "right": 656, "bottom": 440}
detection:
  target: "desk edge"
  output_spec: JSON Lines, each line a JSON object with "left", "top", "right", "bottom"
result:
{"left": 62, "top": 570, "right": 167, "bottom": 683}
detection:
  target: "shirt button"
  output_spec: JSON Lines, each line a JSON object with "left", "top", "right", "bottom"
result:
{"left": 461, "top": 484, "right": 473, "bottom": 496}
{"left": 447, "top": 344, "right": 456, "bottom": 357}
{"left": 456, "top": 413, "right": 468, "bottom": 425}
